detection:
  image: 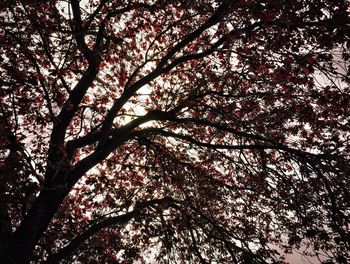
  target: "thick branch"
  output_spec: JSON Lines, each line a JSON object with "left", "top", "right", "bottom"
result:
{"left": 66, "top": 109, "right": 175, "bottom": 156}
{"left": 70, "top": 0, "right": 92, "bottom": 59}
{"left": 44, "top": 197, "right": 177, "bottom": 263}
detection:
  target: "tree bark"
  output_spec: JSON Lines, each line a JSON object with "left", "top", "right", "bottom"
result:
{"left": 1, "top": 188, "right": 67, "bottom": 264}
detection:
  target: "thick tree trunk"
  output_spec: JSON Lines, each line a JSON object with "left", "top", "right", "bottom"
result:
{"left": 1, "top": 188, "right": 67, "bottom": 264}
{"left": 0, "top": 207, "right": 12, "bottom": 257}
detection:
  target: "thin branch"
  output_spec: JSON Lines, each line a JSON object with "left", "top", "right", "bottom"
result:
{"left": 97, "top": 3, "right": 231, "bottom": 145}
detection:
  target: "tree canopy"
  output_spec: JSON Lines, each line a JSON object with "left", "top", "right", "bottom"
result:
{"left": 0, "top": 0, "right": 349, "bottom": 263}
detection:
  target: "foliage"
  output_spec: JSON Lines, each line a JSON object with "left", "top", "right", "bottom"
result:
{"left": 0, "top": 0, "right": 349, "bottom": 263}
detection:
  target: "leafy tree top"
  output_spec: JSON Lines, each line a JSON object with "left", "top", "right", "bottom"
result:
{"left": 0, "top": 0, "right": 349, "bottom": 263}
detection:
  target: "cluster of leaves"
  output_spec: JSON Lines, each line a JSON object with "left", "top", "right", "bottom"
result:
{"left": 0, "top": 0, "right": 349, "bottom": 263}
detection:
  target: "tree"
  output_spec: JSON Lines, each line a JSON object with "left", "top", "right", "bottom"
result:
{"left": 0, "top": 0, "right": 349, "bottom": 263}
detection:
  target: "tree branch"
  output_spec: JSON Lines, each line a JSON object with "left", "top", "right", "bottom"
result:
{"left": 136, "top": 126, "right": 331, "bottom": 162}
{"left": 44, "top": 197, "right": 178, "bottom": 263}
{"left": 97, "top": 3, "right": 231, "bottom": 145}
{"left": 70, "top": 0, "right": 93, "bottom": 59}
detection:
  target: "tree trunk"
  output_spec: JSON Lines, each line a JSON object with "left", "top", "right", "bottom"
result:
{"left": 1, "top": 188, "right": 67, "bottom": 264}
{"left": 0, "top": 207, "right": 12, "bottom": 258}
